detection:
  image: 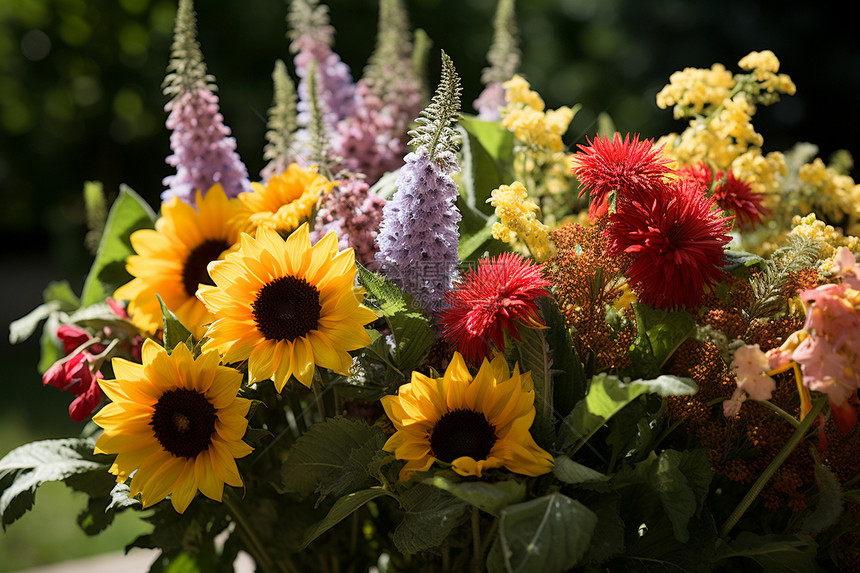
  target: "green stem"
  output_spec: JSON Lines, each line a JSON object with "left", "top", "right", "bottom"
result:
{"left": 223, "top": 488, "right": 288, "bottom": 573}
{"left": 751, "top": 399, "right": 799, "bottom": 428}
{"left": 719, "top": 395, "right": 827, "bottom": 538}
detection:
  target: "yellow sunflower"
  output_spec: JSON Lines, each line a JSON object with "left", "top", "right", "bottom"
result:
{"left": 92, "top": 339, "right": 253, "bottom": 513}
{"left": 114, "top": 185, "right": 248, "bottom": 339}
{"left": 380, "top": 352, "right": 554, "bottom": 480}
{"left": 197, "top": 223, "right": 377, "bottom": 390}
{"left": 240, "top": 163, "right": 336, "bottom": 234}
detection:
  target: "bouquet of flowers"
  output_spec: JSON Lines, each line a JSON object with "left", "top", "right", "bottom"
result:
{"left": 3, "top": 0, "right": 860, "bottom": 571}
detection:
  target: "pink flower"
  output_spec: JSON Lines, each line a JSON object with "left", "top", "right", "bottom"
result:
{"left": 833, "top": 247, "right": 860, "bottom": 290}
{"left": 730, "top": 344, "right": 776, "bottom": 401}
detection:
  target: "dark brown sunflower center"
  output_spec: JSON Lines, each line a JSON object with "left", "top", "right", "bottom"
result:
{"left": 252, "top": 275, "right": 321, "bottom": 341}
{"left": 429, "top": 408, "right": 497, "bottom": 463}
{"left": 182, "top": 239, "right": 230, "bottom": 297}
{"left": 150, "top": 388, "right": 216, "bottom": 459}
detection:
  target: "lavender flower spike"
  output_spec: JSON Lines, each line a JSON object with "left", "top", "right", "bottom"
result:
{"left": 375, "top": 148, "right": 462, "bottom": 312}
{"left": 162, "top": 88, "right": 251, "bottom": 203}
{"left": 161, "top": 0, "right": 250, "bottom": 203}
{"left": 375, "top": 52, "right": 463, "bottom": 313}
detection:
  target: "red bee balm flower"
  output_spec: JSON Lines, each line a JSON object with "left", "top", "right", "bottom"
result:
{"left": 571, "top": 133, "right": 673, "bottom": 220}
{"left": 680, "top": 162, "right": 769, "bottom": 231}
{"left": 606, "top": 177, "right": 732, "bottom": 310}
{"left": 437, "top": 253, "right": 551, "bottom": 365}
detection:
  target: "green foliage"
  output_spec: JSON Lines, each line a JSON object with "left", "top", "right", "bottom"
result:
{"left": 301, "top": 488, "right": 392, "bottom": 548}
{"left": 714, "top": 531, "right": 819, "bottom": 572}
{"left": 558, "top": 373, "right": 697, "bottom": 455}
{"left": 162, "top": 0, "right": 215, "bottom": 104}
{"left": 80, "top": 184, "right": 156, "bottom": 307}
{"left": 83, "top": 181, "right": 108, "bottom": 256}
{"left": 552, "top": 455, "right": 609, "bottom": 485}
{"left": 423, "top": 476, "right": 526, "bottom": 517}
{"left": 800, "top": 459, "right": 843, "bottom": 535}
{"left": 408, "top": 51, "right": 462, "bottom": 170}
{"left": 747, "top": 233, "right": 820, "bottom": 321}
{"left": 356, "top": 262, "right": 435, "bottom": 378}
{"left": 623, "top": 303, "right": 696, "bottom": 379}
{"left": 262, "top": 59, "right": 298, "bottom": 171}
{"left": 392, "top": 483, "right": 468, "bottom": 554}
{"left": 486, "top": 492, "right": 598, "bottom": 573}
{"left": 158, "top": 295, "right": 194, "bottom": 353}
{"left": 280, "top": 416, "right": 388, "bottom": 500}
{"left": 0, "top": 438, "right": 109, "bottom": 530}
{"left": 481, "top": 0, "right": 520, "bottom": 85}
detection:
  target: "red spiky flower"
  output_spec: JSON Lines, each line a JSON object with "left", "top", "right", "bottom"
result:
{"left": 436, "top": 252, "right": 551, "bottom": 365}
{"left": 606, "top": 177, "right": 732, "bottom": 310}
{"left": 680, "top": 162, "right": 769, "bottom": 231}
{"left": 571, "top": 133, "right": 674, "bottom": 220}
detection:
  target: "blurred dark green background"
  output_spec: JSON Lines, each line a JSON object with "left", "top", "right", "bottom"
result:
{"left": 0, "top": 0, "right": 858, "bottom": 567}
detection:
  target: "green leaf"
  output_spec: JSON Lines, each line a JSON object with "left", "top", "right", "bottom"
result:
{"left": 423, "top": 476, "right": 526, "bottom": 517}
{"left": 392, "top": 483, "right": 468, "bottom": 554}
{"left": 486, "top": 492, "right": 598, "bottom": 573}
{"left": 458, "top": 213, "right": 499, "bottom": 261}
{"left": 618, "top": 509, "right": 717, "bottom": 572}
{"left": 628, "top": 304, "right": 696, "bottom": 375}
{"left": 457, "top": 119, "right": 512, "bottom": 215}
{"left": 159, "top": 295, "right": 194, "bottom": 352}
{"left": 723, "top": 249, "right": 765, "bottom": 271}
{"left": 653, "top": 450, "right": 698, "bottom": 543}
{"left": 356, "top": 263, "right": 435, "bottom": 373}
{"left": 0, "top": 438, "right": 109, "bottom": 529}
{"left": 552, "top": 455, "right": 609, "bottom": 485}
{"left": 509, "top": 325, "right": 554, "bottom": 444}
{"left": 281, "top": 416, "right": 388, "bottom": 500}
{"left": 582, "top": 494, "right": 625, "bottom": 565}
{"left": 714, "top": 532, "right": 818, "bottom": 572}
{"left": 539, "top": 296, "right": 586, "bottom": 417}
{"left": 460, "top": 115, "right": 514, "bottom": 166}
{"left": 302, "top": 488, "right": 392, "bottom": 548}
{"left": 81, "top": 184, "right": 156, "bottom": 307}
{"left": 800, "top": 459, "right": 843, "bottom": 534}
{"left": 558, "top": 374, "right": 697, "bottom": 454}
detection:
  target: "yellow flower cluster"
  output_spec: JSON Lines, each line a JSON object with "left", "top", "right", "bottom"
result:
{"left": 657, "top": 51, "right": 795, "bottom": 195}
{"left": 501, "top": 75, "right": 574, "bottom": 152}
{"left": 656, "top": 63, "right": 735, "bottom": 118}
{"left": 738, "top": 50, "right": 797, "bottom": 95}
{"left": 789, "top": 213, "right": 860, "bottom": 272}
{"left": 797, "top": 158, "right": 860, "bottom": 227}
{"left": 487, "top": 181, "right": 553, "bottom": 262}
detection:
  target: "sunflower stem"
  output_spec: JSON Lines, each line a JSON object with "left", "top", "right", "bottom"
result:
{"left": 224, "top": 488, "right": 292, "bottom": 573}
{"left": 471, "top": 507, "right": 483, "bottom": 573}
{"left": 719, "top": 394, "right": 827, "bottom": 538}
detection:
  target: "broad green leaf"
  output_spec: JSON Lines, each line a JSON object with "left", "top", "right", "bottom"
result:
{"left": 159, "top": 295, "right": 194, "bottom": 352}
{"left": 487, "top": 492, "right": 597, "bottom": 573}
{"left": 653, "top": 450, "right": 697, "bottom": 543}
{"left": 723, "top": 249, "right": 765, "bottom": 271}
{"left": 800, "top": 460, "right": 843, "bottom": 534}
{"left": 0, "top": 438, "right": 108, "bottom": 529}
{"left": 281, "top": 416, "right": 387, "bottom": 500}
{"left": 510, "top": 325, "right": 554, "bottom": 443}
{"left": 631, "top": 304, "right": 696, "bottom": 372}
{"left": 458, "top": 213, "right": 499, "bottom": 261}
{"left": 559, "top": 374, "right": 696, "bottom": 454}
{"left": 552, "top": 455, "right": 608, "bottom": 485}
{"left": 81, "top": 184, "right": 156, "bottom": 307}
{"left": 539, "top": 296, "right": 586, "bottom": 416}
{"left": 423, "top": 476, "right": 526, "bottom": 517}
{"left": 460, "top": 115, "right": 515, "bottom": 166}
{"left": 714, "top": 532, "right": 818, "bottom": 573}
{"left": 302, "top": 488, "right": 392, "bottom": 548}
{"left": 356, "top": 263, "right": 435, "bottom": 373}
{"left": 392, "top": 484, "right": 468, "bottom": 554}
{"left": 457, "top": 119, "right": 511, "bottom": 215}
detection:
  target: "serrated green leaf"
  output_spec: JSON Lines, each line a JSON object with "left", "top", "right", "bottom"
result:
{"left": 0, "top": 438, "right": 108, "bottom": 529}
{"left": 423, "top": 476, "right": 526, "bottom": 517}
{"left": 81, "top": 184, "right": 156, "bottom": 307}
{"left": 552, "top": 455, "right": 608, "bottom": 485}
{"left": 159, "top": 295, "right": 194, "bottom": 352}
{"left": 510, "top": 325, "right": 554, "bottom": 443}
{"left": 486, "top": 492, "right": 597, "bottom": 573}
{"left": 302, "top": 488, "right": 393, "bottom": 548}
{"left": 631, "top": 304, "right": 696, "bottom": 372}
{"left": 392, "top": 483, "right": 468, "bottom": 554}
{"left": 281, "top": 416, "right": 387, "bottom": 500}
{"left": 356, "top": 263, "right": 435, "bottom": 373}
